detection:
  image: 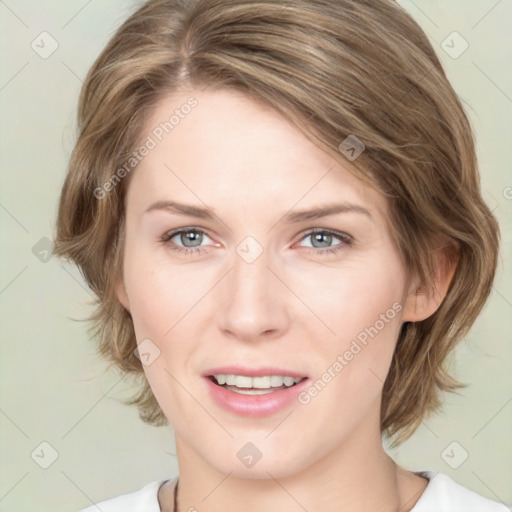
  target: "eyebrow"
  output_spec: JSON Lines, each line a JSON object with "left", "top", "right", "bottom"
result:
{"left": 144, "top": 200, "right": 372, "bottom": 223}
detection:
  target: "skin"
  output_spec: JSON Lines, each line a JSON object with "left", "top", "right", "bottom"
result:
{"left": 115, "top": 88, "right": 455, "bottom": 512}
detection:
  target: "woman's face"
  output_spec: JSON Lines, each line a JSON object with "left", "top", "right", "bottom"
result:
{"left": 116, "top": 88, "right": 419, "bottom": 478}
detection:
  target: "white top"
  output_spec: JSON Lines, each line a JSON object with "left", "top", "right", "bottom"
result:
{"left": 78, "top": 471, "right": 510, "bottom": 511}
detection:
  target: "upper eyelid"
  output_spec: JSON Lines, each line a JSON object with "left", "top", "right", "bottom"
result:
{"left": 164, "top": 226, "right": 212, "bottom": 238}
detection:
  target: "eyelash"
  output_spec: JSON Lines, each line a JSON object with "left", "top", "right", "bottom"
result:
{"left": 161, "top": 227, "right": 354, "bottom": 257}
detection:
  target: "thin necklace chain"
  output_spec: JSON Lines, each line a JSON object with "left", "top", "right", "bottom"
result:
{"left": 173, "top": 478, "right": 178, "bottom": 512}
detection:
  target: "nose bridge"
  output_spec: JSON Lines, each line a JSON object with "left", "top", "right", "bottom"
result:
{"left": 232, "top": 244, "right": 270, "bottom": 300}
{"left": 218, "top": 237, "right": 288, "bottom": 340}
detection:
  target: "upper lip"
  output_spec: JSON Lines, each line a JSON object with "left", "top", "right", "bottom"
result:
{"left": 204, "top": 366, "right": 308, "bottom": 379}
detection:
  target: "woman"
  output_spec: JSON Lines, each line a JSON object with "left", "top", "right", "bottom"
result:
{"left": 54, "top": 0, "right": 507, "bottom": 510}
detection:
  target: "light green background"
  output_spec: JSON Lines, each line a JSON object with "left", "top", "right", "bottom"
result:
{"left": 0, "top": 1, "right": 511, "bottom": 511}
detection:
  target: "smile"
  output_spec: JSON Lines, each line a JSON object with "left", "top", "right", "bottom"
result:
{"left": 204, "top": 368, "right": 310, "bottom": 417}
{"left": 210, "top": 374, "right": 305, "bottom": 395}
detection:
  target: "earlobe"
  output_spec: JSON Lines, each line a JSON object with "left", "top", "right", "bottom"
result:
{"left": 402, "top": 239, "right": 459, "bottom": 323}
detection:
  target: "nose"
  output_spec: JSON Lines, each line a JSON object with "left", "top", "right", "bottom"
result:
{"left": 216, "top": 245, "right": 290, "bottom": 343}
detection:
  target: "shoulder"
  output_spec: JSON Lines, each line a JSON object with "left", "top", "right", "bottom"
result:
{"left": 78, "top": 478, "right": 175, "bottom": 512}
{"left": 411, "top": 470, "right": 510, "bottom": 512}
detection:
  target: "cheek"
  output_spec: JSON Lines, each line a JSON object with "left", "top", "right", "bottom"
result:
{"left": 294, "top": 257, "right": 405, "bottom": 404}
{"left": 122, "top": 248, "right": 215, "bottom": 401}
{"left": 123, "top": 246, "right": 213, "bottom": 340}
{"left": 290, "top": 256, "right": 405, "bottom": 343}
{"left": 296, "top": 307, "right": 402, "bottom": 439}
{"left": 124, "top": 258, "right": 204, "bottom": 425}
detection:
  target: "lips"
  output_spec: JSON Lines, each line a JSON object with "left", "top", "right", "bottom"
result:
{"left": 203, "top": 366, "right": 309, "bottom": 417}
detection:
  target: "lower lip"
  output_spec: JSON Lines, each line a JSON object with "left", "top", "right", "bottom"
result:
{"left": 204, "top": 377, "right": 310, "bottom": 417}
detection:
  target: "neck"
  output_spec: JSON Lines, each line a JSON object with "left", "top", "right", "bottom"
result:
{"left": 169, "top": 416, "right": 427, "bottom": 512}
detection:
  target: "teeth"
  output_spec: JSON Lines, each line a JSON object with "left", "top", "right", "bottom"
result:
{"left": 213, "top": 374, "right": 303, "bottom": 388}
{"left": 216, "top": 374, "right": 227, "bottom": 385}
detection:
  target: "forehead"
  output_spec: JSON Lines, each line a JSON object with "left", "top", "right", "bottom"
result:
{"left": 126, "top": 88, "right": 388, "bottom": 224}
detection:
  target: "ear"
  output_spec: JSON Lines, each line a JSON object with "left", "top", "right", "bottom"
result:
{"left": 111, "top": 224, "right": 130, "bottom": 313}
{"left": 402, "top": 238, "right": 459, "bottom": 322}
{"left": 114, "top": 275, "right": 131, "bottom": 313}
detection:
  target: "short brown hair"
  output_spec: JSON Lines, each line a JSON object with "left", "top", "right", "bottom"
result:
{"left": 53, "top": 0, "right": 500, "bottom": 445}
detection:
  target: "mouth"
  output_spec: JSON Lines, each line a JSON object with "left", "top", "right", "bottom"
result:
{"left": 204, "top": 367, "right": 310, "bottom": 417}
{"left": 208, "top": 374, "right": 306, "bottom": 395}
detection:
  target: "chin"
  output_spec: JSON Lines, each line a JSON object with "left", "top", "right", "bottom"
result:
{"left": 194, "top": 438, "right": 322, "bottom": 480}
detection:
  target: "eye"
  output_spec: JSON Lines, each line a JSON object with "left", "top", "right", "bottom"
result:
{"left": 162, "top": 227, "right": 214, "bottom": 256}
{"left": 296, "top": 228, "right": 353, "bottom": 256}
{"left": 161, "top": 227, "right": 353, "bottom": 257}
